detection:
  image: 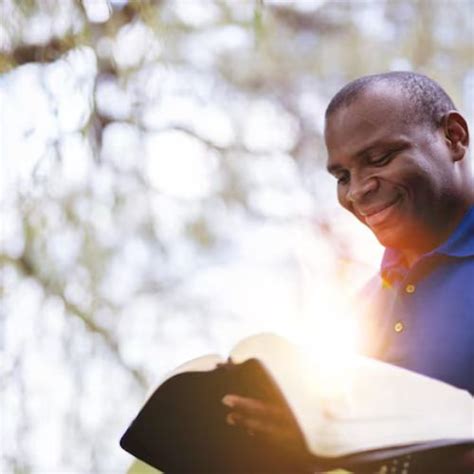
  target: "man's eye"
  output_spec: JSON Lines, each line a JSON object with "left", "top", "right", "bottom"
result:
{"left": 337, "top": 173, "right": 349, "bottom": 184}
{"left": 370, "top": 151, "right": 393, "bottom": 165}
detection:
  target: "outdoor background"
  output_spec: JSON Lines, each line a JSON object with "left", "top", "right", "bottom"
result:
{"left": 1, "top": 0, "right": 473, "bottom": 472}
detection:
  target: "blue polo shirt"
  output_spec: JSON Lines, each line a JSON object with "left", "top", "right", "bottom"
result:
{"left": 359, "top": 206, "right": 474, "bottom": 394}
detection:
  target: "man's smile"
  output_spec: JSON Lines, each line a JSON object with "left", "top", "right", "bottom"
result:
{"left": 359, "top": 196, "right": 401, "bottom": 227}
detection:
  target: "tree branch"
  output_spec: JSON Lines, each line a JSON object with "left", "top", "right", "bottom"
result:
{"left": 2, "top": 252, "right": 148, "bottom": 389}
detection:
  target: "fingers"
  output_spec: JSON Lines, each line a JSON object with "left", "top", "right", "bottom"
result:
{"left": 222, "top": 395, "right": 264, "bottom": 413}
{"left": 221, "top": 395, "right": 310, "bottom": 468}
{"left": 221, "top": 394, "right": 296, "bottom": 442}
{"left": 226, "top": 410, "right": 278, "bottom": 438}
{"left": 222, "top": 395, "right": 283, "bottom": 419}
{"left": 222, "top": 395, "right": 275, "bottom": 436}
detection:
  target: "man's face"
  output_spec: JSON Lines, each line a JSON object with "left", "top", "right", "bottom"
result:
{"left": 324, "top": 85, "right": 458, "bottom": 252}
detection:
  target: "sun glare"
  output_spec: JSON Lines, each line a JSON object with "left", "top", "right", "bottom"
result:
{"left": 282, "top": 226, "right": 364, "bottom": 399}
{"left": 297, "top": 297, "right": 358, "bottom": 373}
{"left": 296, "top": 304, "right": 359, "bottom": 401}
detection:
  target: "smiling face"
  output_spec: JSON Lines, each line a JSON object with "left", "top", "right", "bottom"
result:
{"left": 325, "top": 84, "right": 467, "bottom": 257}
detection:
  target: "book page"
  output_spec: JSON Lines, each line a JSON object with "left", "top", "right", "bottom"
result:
{"left": 310, "top": 356, "right": 474, "bottom": 457}
{"left": 230, "top": 333, "right": 330, "bottom": 450}
{"left": 229, "top": 333, "right": 474, "bottom": 458}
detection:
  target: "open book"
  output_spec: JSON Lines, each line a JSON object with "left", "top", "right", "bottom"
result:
{"left": 120, "top": 333, "right": 473, "bottom": 472}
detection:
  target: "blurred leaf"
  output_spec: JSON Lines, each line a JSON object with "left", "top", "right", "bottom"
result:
{"left": 253, "top": 0, "right": 265, "bottom": 46}
{"left": 186, "top": 217, "right": 215, "bottom": 249}
{"left": 13, "top": 0, "right": 36, "bottom": 16}
{"left": 126, "top": 459, "right": 162, "bottom": 474}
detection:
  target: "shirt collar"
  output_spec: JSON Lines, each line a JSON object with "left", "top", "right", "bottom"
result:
{"left": 381, "top": 248, "right": 408, "bottom": 286}
{"left": 381, "top": 205, "right": 474, "bottom": 284}
{"left": 430, "top": 205, "right": 474, "bottom": 258}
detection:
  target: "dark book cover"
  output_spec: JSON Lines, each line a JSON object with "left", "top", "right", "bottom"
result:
{"left": 120, "top": 359, "right": 311, "bottom": 473}
{"left": 120, "top": 358, "right": 473, "bottom": 473}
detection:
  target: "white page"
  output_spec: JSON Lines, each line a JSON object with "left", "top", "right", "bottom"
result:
{"left": 230, "top": 333, "right": 474, "bottom": 457}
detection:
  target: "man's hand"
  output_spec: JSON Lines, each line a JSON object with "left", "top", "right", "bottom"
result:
{"left": 221, "top": 394, "right": 313, "bottom": 469}
{"left": 222, "top": 394, "right": 297, "bottom": 440}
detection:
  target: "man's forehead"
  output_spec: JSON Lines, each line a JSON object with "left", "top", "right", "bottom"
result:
{"left": 324, "top": 85, "right": 413, "bottom": 163}
{"left": 325, "top": 85, "right": 409, "bottom": 141}
{"left": 330, "top": 84, "right": 407, "bottom": 125}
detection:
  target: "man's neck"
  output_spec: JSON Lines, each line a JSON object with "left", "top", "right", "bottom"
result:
{"left": 400, "top": 203, "right": 473, "bottom": 268}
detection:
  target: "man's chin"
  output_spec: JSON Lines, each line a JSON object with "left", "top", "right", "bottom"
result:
{"left": 372, "top": 227, "right": 404, "bottom": 250}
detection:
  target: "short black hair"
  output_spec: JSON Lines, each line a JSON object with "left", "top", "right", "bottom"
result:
{"left": 325, "top": 71, "right": 457, "bottom": 129}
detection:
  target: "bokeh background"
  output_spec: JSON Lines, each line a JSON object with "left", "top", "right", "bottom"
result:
{"left": 1, "top": 1, "right": 473, "bottom": 472}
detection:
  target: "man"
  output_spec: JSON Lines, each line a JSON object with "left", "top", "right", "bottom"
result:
{"left": 222, "top": 72, "right": 474, "bottom": 472}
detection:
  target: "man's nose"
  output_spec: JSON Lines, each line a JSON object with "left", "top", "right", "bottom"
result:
{"left": 347, "top": 175, "right": 378, "bottom": 203}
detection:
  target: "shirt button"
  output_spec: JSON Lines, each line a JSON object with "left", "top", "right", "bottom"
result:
{"left": 394, "top": 321, "right": 404, "bottom": 333}
{"left": 405, "top": 284, "right": 416, "bottom": 294}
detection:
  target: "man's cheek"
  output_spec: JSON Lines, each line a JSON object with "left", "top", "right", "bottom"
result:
{"left": 337, "top": 192, "right": 350, "bottom": 211}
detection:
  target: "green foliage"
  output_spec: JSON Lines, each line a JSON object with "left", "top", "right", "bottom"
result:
{"left": 127, "top": 459, "right": 162, "bottom": 474}
{"left": 253, "top": 0, "right": 265, "bottom": 46}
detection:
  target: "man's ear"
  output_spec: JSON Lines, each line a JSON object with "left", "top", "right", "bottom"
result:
{"left": 442, "top": 111, "right": 469, "bottom": 162}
